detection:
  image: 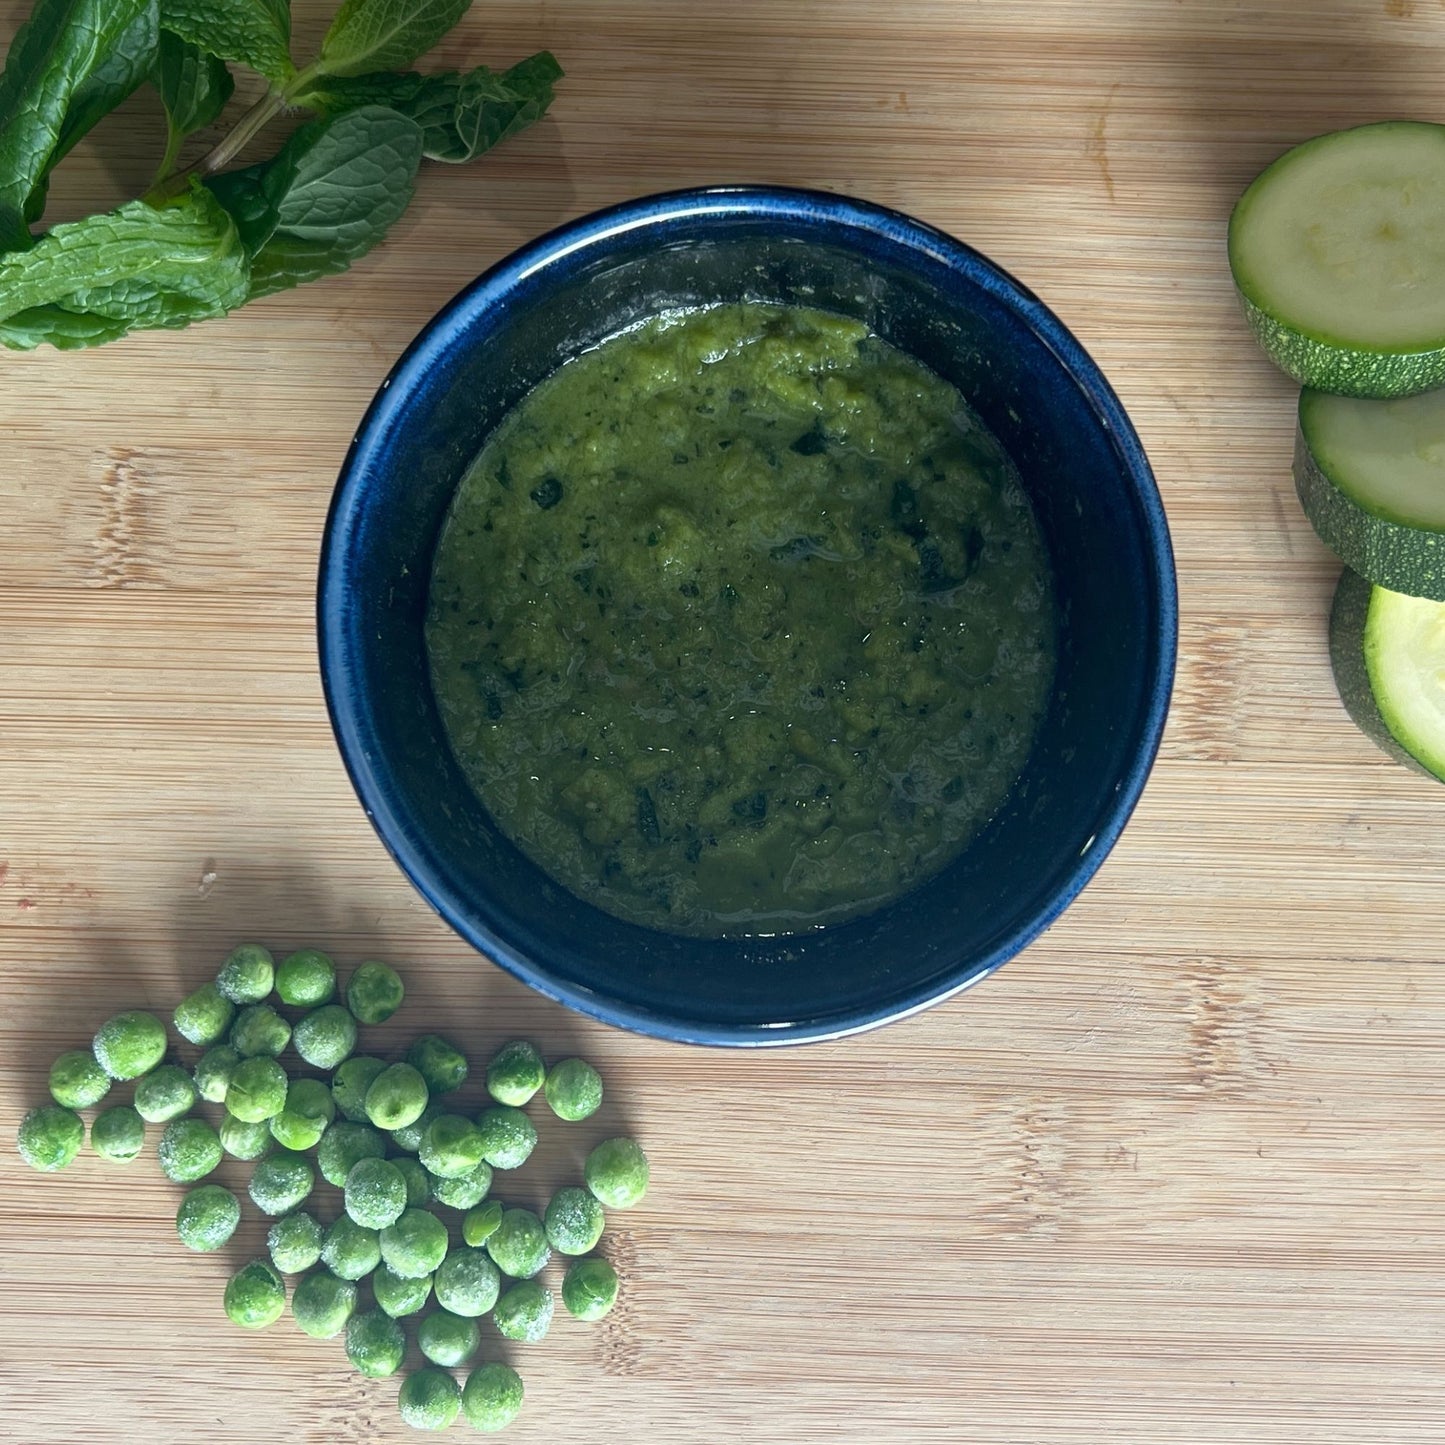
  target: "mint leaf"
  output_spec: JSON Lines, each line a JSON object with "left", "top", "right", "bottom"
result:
{"left": 153, "top": 31, "right": 234, "bottom": 164}
{"left": 25, "top": 3, "right": 161, "bottom": 229}
{"left": 0, "top": 0, "right": 155, "bottom": 248}
{"left": 158, "top": 0, "right": 293, "bottom": 84}
{"left": 204, "top": 164, "right": 271, "bottom": 253}
{"left": 208, "top": 105, "right": 422, "bottom": 300}
{"left": 317, "top": 0, "right": 472, "bottom": 79}
{"left": 0, "top": 305, "right": 135, "bottom": 349}
{"left": 248, "top": 106, "right": 422, "bottom": 297}
{"left": 49, "top": 4, "right": 160, "bottom": 186}
{"left": 298, "top": 51, "right": 560, "bottom": 163}
{"left": 258, "top": 0, "right": 291, "bottom": 35}
{"left": 0, "top": 184, "right": 249, "bottom": 349}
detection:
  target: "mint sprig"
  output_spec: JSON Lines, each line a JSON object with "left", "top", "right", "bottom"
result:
{"left": 0, "top": 0, "right": 562, "bottom": 350}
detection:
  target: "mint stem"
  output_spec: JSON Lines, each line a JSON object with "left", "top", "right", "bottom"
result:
{"left": 193, "top": 85, "right": 286, "bottom": 177}
{"left": 144, "top": 85, "right": 287, "bottom": 203}
{"left": 149, "top": 121, "right": 185, "bottom": 196}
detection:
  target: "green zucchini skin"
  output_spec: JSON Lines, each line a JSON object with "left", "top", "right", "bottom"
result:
{"left": 1228, "top": 121, "right": 1445, "bottom": 398}
{"left": 1240, "top": 296, "right": 1445, "bottom": 399}
{"left": 1294, "top": 418, "right": 1445, "bottom": 602}
{"left": 1328, "top": 568, "right": 1442, "bottom": 781}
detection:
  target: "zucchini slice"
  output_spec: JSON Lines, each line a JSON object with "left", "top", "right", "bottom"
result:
{"left": 1229, "top": 122, "right": 1445, "bottom": 398}
{"left": 1296, "top": 386, "right": 1445, "bottom": 600}
{"left": 1329, "top": 567, "right": 1445, "bottom": 781}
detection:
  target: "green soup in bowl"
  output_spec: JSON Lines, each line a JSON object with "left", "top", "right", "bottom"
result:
{"left": 427, "top": 300, "right": 1056, "bottom": 937}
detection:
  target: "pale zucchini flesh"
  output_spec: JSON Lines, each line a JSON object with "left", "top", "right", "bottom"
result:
{"left": 1295, "top": 387, "right": 1445, "bottom": 600}
{"left": 1366, "top": 584, "right": 1445, "bottom": 780}
{"left": 1230, "top": 122, "right": 1445, "bottom": 397}
{"left": 1329, "top": 568, "right": 1445, "bottom": 782}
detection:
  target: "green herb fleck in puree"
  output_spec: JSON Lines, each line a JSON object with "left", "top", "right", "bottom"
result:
{"left": 427, "top": 303, "right": 1056, "bottom": 936}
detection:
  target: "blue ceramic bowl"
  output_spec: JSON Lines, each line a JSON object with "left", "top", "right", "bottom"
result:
{"left": 319, "top": 186, "right": 1176, "bottom": 1046}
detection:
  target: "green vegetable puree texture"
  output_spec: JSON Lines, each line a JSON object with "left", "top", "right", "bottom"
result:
{"left": 427, "top": 304, "right": 1055, "bottom": 936}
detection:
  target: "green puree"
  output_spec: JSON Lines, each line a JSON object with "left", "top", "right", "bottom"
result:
{"left": 427, "top": 303, "right": 1056, "bottom": 936}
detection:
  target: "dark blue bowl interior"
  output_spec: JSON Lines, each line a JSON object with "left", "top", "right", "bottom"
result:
{"left": 320, "top": 187, "right": 1176, "bottom": 1045}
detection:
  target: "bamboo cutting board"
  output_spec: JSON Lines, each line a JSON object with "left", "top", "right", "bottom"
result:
{"left": 4, "top": 2, "right": 1445, "bottom": 1441}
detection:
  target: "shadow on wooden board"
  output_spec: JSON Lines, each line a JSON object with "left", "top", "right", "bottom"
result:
{"left": 459, "top": 116, "right": 578, "bottom": 237}
{"left": 160, "top": 854, "right": 591, "bottom": 1058}
{"left": 1156, "top": 0, "right": 1442, "bottom": 207}
{"left": 8, "top": 855, "right": 597, "bottom": 1076}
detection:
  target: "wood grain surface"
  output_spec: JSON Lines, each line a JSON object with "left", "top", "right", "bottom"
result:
{"left": 4, "top": 2, "right": 1445, "bottom": 1441}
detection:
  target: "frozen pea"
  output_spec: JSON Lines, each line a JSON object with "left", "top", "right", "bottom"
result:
{"left": 292, "top": 1269, "right": 357, "bottom": 1339}
{"left": 417, "top": 1309, "right": 479, "bottom": 1368}
{"left": 372, "top": 1263, "right": 432, "bottom": 1319}
{"left": 389, "top": 1101, "right": 440, "bottom": 1153}
{"left": 365, "top": 1063, "right": 429, "bottom": 1131}
{"left": 330, "top": 1055, "right": 387, "bottom": 1123}
{"left": 544, "top": 1186, "right": 606, "bottom": 1256}
{"left": 317, "top": 1120, "right": 386, "bottom": 1187}
{"left": 430, "top": 1160, "right": 491, "bottom": 1211}
{"left": 461, "top": 1362, "right": 524, "bottom": 1432}
{"left": 292, "top": 1004, "right": 357, "bottom": 1071}
{"left": 17, "top": 1104, "right": 84, "bottom": 1172}
{"left": 345, "top": 1308, "right": 406, "bottom": 1378}
{"left": 274, "top": 948, "right": 336, "bottom": 1007}
{"left": 230, "top": 1003, "right": 291, "bottom": 1059}
{"left": 345, "top": 1157, "right": 408, "bottom": 1230}
{"left": 216, "top": 943, "right": 274, "bottom": 1004}
{"left": 476, "top": 1105, "right": 537, "bottom": 1170}
{"left": 585, "top": 1136, "right": 649, "bottom": 1209}
{"left": 544, "top": 1058, "right": 603, "bottom": 1122}
{"left": 321, "top": 1216, "right": 382, "bottom": 1282}
{"left": 158, "top": 1117, "right": 222, "bottom": 1183}
{"left": 492, "top": 1280, "right": 553, "bottom": 1343}
{"left": 219, "top": 1114, "right": 274, "bottom": 1162}
{"left": 269, "top": 1077, "right": 336, "bottom": 1151}
{"left": 394, "top": 1156, "right": 432, "bottom": 1208}
{"left": 345, "top": 961, "right": 404, "bottom": 1024}
{"left": 173, "top": 983, "right": 234, "bottom": 1047}
{"left": 224, "top": 1259, "right": 286, "bottom": 1329}
{"left": 133, "top": 1063, "right": 197, "bottom": 1123}
{"left": 406, "top": 1034, "right": 468, "bottom": 1095}
{"left": 193, "top": 1044, "right": 240, "bottom": 1104}
{"left": 379, "top": 1208, "right": 449, "bottom": 1280}
{"left": 418, "top": 1113, "right": 485, "bottom": 1179}
{"left": 433, "top": 1247, "right": 501, "bottom": 1318}
{"left": 398, "top": 1367, "right": 461, "bottom": 1431}
{"left": 92, "top": 1010, "right": 167, "bottom": 1080}
{"left": 176, "top": 1184, "right": 241, "bottom": 1252}
{"left": 224, "top": 1056, "right": 288, "bottom": 1122}
{"left": 485, "top": 1040, "right": 545, "bottom": 1107}
{"left": 462, "top": 1200, "right": 503, "bottom": 1248}
{"left": 484, "top": 1208, "right": 550, "bottom": 1280}
{"left": 561, "top": 1255, "right": 619, "bottom": 1321}
{"left": 90, "top": 1104, "right": 145, "bottom": 1163}
{"left": 48, "top": 1049, "right": 111, "bottom": 1109}
{"left": 248, "top": 1150, "right": 315, "bottom": 1215}
{"left": 268, "top": 1210, "right": 324, "bottom": 1274}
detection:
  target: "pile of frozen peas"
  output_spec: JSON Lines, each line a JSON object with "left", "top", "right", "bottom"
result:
{"left": 16, "top": 944, "right": 649, "bottom": 1433}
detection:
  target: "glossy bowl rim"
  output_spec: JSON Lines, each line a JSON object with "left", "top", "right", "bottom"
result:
{"left": 318, "top": 184, "right": 1178, "bottom": 1047}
